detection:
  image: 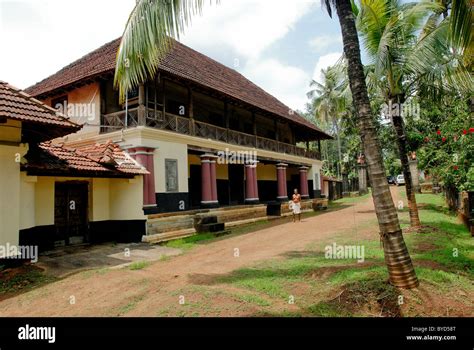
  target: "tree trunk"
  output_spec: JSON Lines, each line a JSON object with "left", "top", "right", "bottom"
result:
{"left": 390, "top": 95, "right": 421, "bottom": 227}
{"left": 335, "top": 0, "right": 419, "bottom": 288}
{"left": 334, "top": 118, "right": 343, "bottom": 178}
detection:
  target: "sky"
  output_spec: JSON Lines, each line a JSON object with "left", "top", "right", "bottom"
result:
{"left": 0, "top": 0, "right": 344, "bottom": 112}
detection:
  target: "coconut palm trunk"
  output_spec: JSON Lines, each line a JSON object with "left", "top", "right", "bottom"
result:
{"left": 333, "top": 0, "right": 418, "bottom": 288}
{"left": 390, "top": 95, "right": 421, "bottom": 227}
{"left": 334, "top": 118, "right": 343, "bottom": 178}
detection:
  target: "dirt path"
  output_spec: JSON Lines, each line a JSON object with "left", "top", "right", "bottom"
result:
{"left": 0, "top": 188, "right": 401, "bottom": 316}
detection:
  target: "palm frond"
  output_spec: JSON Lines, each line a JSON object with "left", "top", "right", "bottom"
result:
{"left": 449, "top": 0, "right": 473, "bottom": 67}
{"left": 114, "top": 0, "right": 212, "bottom": 102}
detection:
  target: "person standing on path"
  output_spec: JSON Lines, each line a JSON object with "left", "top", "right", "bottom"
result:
{"left": 292, "top": 188, "right": 301, "bottom": 222}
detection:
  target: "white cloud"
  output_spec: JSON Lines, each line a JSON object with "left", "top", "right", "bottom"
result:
{"left": 243, "top": 58, "right": 311, "bottom": 111}
{"left": 0, "top": 0, "right": 322, "bottom": 113}
{"left": 0, "top": 0, "right": 135, "bottom": 89}
{"left": 312, "top": 52, "right": 342, "bottom": 83}
{"left": 308, "top": 34, "right": 342, "bottom": 52}
{"left": 182, "top": 0, "right": 317, "bottom": 60}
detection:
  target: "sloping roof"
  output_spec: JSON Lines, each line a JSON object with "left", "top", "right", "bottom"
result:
{"left": 23, "top": 141, "right": 148, "bottom": 177}
{"left": 25, "top": 38, "right": 330, "bottom": 138}
{"left": 0, "top": 80, "right": 80, "bottom": 130}
{"left": 76, "top": 140, "right": 149, "bottom": 175}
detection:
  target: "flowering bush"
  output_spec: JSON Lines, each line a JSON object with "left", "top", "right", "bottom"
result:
{"left": 413, "top": 100, "right": 473, "bottom": 192}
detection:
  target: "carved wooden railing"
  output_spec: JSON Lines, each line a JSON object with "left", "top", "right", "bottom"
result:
{"left": 101, "top": 107, "right": 139, "bottom": 131}
{"left": 101, "top": 108, "right": 320, "bottom": 160}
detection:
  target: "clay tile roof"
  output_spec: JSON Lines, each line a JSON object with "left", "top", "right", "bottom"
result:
{"left": 23, "top": 141, "right": 148, "bottom": 177}
{"left": 25, "top": 38, "right": 331, "bottom": 138}
{"left": 0, "top": 80, "right": 80, "bottom": 130}
{"left": 76, "top": 141, "right": 149, "bottom": 175}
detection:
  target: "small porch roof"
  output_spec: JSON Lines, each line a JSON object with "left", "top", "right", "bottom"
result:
{"left": 22, "top": 141, "right": 148, "bottom": 178}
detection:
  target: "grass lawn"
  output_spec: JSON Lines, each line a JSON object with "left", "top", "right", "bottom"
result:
{"left": 159, "top": 192, "right": 474, "bottom": 317}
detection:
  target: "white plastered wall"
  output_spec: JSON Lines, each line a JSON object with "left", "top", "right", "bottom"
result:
{"left": 19, "top": 176, "right": 145, "bottom": 231}
{"left": 0, "top": 144, "right": 27, "bottom": 256}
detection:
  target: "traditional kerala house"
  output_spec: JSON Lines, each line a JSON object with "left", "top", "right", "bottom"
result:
{"left": 0, "top": 81, "right": 148, "bottom": 257}
{"left": 25, "top": 38, "right": 332, "bottom": 240}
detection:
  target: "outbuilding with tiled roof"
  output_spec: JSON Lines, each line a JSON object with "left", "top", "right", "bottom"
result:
{"left": 0, "top": 80, "right": 149, "bottom": 258}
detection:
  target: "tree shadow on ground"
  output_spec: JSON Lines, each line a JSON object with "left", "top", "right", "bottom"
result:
{"left": 259, "top": 277, "right": 402, "bottom": 317}
{"left": 417, "top": 203, "right": 452, "bottom": 216}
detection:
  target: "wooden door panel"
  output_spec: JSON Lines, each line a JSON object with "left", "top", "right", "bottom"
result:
{"left": 54, "top": 182, "right": 89, "bottom": 246}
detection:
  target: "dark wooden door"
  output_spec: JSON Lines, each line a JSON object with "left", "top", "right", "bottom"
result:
{"left": 189, "top": 164, "right": 201, "bottom": 209}
{"left": 228, "top": 164, "right": 244, "bottom": 205}
{"left": 54, "top": 182, "right": 89, "bottom": 246}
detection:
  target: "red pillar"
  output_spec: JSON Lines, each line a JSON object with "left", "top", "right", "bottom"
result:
{"left": 210, "top": 156, "right": 218, "bottom": 202}
{"left": 129, "top": 147, "right": 157, "bottom": 209}
{"left": 245, "top": 160, "right": 259, "bottom": 204}
{"left": 201, "top": 154, "right": 219, "bottom": 208}
{"left": 299, "top": 166, "right": 309, "bottom": 199}
{"left": 253, "top": 164, "right": 259, "bottom": 200}
{"left": 276, "top": 163, "right": 288, "bottom": 202}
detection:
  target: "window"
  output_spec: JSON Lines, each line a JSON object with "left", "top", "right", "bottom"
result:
{"left": 165, "top": 159, "right": 179, "bottom": 192}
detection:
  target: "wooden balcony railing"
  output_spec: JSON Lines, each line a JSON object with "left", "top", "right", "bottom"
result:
{"left": 101, "top": 108, "right": 321, "bottom": 160}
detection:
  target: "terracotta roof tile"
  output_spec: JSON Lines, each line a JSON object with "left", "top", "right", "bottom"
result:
{"left": 25, "top": 38, "right": 330, "bottom": 137}
{"left": 23, "top": 141, "right": 148, "bottom": 177}
{"left": 0, "top": 80, "right": 80, "bottom": 130}
{"left": 76, "top": 141, "right": 149, "bottom": 175}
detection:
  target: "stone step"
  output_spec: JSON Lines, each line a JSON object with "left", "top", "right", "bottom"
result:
{"left": 312, "top": 198, "right": 329, "bottom": 210}
{"left": 200, "top": 216, "right": 218, "bottom": 224}
{"left": 198, "top": 222, "right": 225, "bottom": 233}
{"left": 142, "top": 228, "right": 197, "bottom": 244}
{"left": 147, "top": 216, "right": 195, "bottom": 234}
{"left": 200, "top": 206, "right": 267, "bottom": 223}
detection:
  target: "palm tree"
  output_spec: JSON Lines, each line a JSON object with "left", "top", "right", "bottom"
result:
{"left": 354, "top": 0, "right": 473, "bottom": 228}
{"left": 115, "top": 0, "right": 419, "bottom": 288}
{"left": 322, "top": 0, "right": 419, "bottom": 288}
{"left": 307, "top": 66, "right": 346, "bottom": 177}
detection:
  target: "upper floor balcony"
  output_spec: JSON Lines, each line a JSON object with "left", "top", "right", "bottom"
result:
{"left": 101, "top": 107, "right": 321, "bottom": 160}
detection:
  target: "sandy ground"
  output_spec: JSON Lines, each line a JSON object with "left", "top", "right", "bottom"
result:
{"left": 0, "top": 188, "right": 398, "bottom": 316}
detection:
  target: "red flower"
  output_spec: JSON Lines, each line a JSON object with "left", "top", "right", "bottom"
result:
{"left": 453, "top": 165, "right": 459, "bottom": 171}
{"left": 463, "top": 129, "right": 467, "bottom": 135}
{"left": 442, "top": 137, "right": 446, "bottom": 142}
{"left": 470, "top": 127, "right": 474, "bottom": 133}
{"left": 437, "top": 130, "right": 441, "bottom": 135}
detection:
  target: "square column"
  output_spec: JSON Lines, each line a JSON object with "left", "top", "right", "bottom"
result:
{"left": 276, "top": 163, "right": 288, "bottom": 202}
{"left": 299, "top": 166, "right": 310, "bottom": 199}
